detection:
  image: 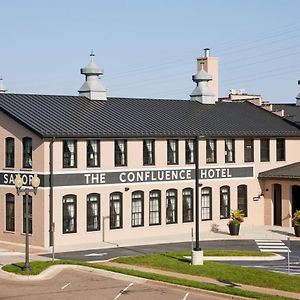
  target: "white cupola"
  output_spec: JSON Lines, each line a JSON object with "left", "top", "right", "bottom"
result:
{"left": 190, "top": 63, "right": 216, "bottom": 104}
{"left": 78, "top": 51, "right": 107, "bottom": 101}
{"left": 0, "top": 77, "right": 7, "bottom": 93}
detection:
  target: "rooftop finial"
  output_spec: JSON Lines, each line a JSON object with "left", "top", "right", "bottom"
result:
{"left": 90, "top": 49, "right": 95, "bottom": 61}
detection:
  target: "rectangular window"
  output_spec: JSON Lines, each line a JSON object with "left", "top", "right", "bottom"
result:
{"left": 276, "top": 138, "right": 285, "bottom": 161}
{"left": 238, "top": 185, "right": 248, "bottom": 217}
{"left": 167, "top": 140, "right": 178, "bottom": 165}
{"left": 260, "top": 139, "right": 270, "bottom": 162}
{"left": 206, "top": 139, "right": 217, "bottom": 163}
{"left": 5, "top": 138, "right": 14, "bottom": 168}
{"left": 166, "top": 189, "right": 177, "bottom": 224}
{"left": 63, "top": 195, "right": 77, "bottom": 233}
{"left": 225, "top": 139, "right": 235, "bottom": 163}
{"left": 132, "top": 191, "right": 144, "bottom": 227}
{"left": 183, "top": 188, "right": 193, "bottom": 222}
{"left": 110, "top": 193, "right": 122, "bottom": 229}
{"left": 6, "top": 194, "right": 15, "bottom": 232}
{"left": 149, "top": 190, "right": 161, "bottom": 225}
{"left": 87, "top": 194, "right": 100, "bottom": 231}
{"left": 244, "top": 139, "right": 254, "bottom": 162}
{"left": 23, "top": 137, "right": 32, "bottom": 168}
{"left": 87, "top": 140, "right": 100, "bottom": 167}
{"left": 220, "top": 186, "right": 230, "bottom": 219}
{"left": 143, "top": 140, "right": 155, "bottom": 165}
{"left": 115, "top": 140, "right": 127, "bottom": 166}
{"left": 185, "top": 139, "right": 195, "bottom": 164}
{"left": 63, "top": 140, "right": 77, "bottom": 168}
{"left": 23, "top": 195, "right": 32, "bottom": 234}
{"left": 201, "top": 188, "right": 212, "bottom": 220}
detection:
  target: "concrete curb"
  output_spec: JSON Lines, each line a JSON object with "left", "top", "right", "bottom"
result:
{"left": 204, "top": 253, "right": 285, "bottom": 261}
{"left": 0, "top": 264, "right": 147, "bottom": 283}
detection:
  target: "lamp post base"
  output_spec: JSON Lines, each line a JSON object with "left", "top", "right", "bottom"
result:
{"left": 192, "top": 250, "right": 203, "bottom": 265}
{"left": 23, "top": 263, "right": 32, "bottom": 272}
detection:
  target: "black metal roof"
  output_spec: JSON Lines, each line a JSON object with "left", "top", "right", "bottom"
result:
{"left": 272, "top": 104, "right": 300, "bottom": 127}
{"left": 259, "top": 162, "right": 300, "bottom": 180}
{"left": 1, "top": 93, "right": 300, "bottom": 138}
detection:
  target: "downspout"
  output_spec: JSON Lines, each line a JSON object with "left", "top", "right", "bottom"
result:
{"left": 49, "top": 137, "right": 55, "bottom": 247}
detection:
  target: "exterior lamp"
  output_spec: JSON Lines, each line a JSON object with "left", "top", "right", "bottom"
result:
{"left": 14, "top": 174, "right": 40, "bottom": 272}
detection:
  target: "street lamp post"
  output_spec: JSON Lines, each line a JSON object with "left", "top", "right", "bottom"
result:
{"left": 15, "top": 174, "right": 40, "bottom": 272}
{"left": 192, "top": 136, "right": 204, "bottom": 265}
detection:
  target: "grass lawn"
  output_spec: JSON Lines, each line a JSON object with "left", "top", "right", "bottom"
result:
{"left": 114, "top": 251, "right": 300, "bottom": 293}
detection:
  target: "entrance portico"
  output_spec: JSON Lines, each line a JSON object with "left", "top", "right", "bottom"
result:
{"left": 259, "top": 162, "right": 300, "bottom": 227}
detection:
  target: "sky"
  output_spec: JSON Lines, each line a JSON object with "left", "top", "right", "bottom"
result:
{"left": 1, "top": 0, "right": 300, "bottom": 103}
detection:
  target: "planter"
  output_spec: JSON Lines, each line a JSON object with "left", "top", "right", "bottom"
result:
{"left": 294, "top": 225, "right": 300, "bottom": 237}
{"left": 228, "top": 222, "right": 240, "bottom": 236}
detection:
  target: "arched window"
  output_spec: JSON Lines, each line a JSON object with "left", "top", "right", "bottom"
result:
{"left": 238, "top": 185, "right": 248, "bottom": 217}
{"left": 110, "top": 192, "right": 122, "bottom": 229}
{"left": 5, "top": 137, "right": 14, "bottom": 168}
{"left": 132, "top": 191, "right": 144, "bottom": 227}
{"left": 166, "top": 189, "right": 177, "bottom": 224}
{"left": 183, "top": 188, "right": 193, "bottom": 223}
{"left": 87, "top": 193, "right": 100, "bottom": 231}
{"left": 23, "top": 137, "right": 32, "bottom": 168}
{"left": 220, "top": 186, "right": 230, "bottom": 219}
{"left": 23, "top": 195, "right": 32, "bottom": 234}
{"left": 6, "top": 193, "right": 15, "bottom": 232}
{"left": 149, "top": 190, "right": 161, "bottom": 225}
{"left": 201, "top": 187, "right": 212, "bottom": 220}
{"left": 62, "top": 195, "right": 77, "bottom": 233}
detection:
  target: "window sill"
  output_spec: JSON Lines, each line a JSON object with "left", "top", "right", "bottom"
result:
{"left": 20, "top": 168, "right": 33, "bottom": 171}
{"left": 3, "top": 230, "right": 16, "bottom": 234}
{"left": 86, "top": 166, "right": 101, "bottom": 169}
{"left": 20, "top": 232, "right": 32, "bottom": 236}
{"left": 3, "top": 167, "right": 15, "bottom": 171}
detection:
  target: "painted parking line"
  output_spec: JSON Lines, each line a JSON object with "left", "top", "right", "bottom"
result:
{"left": 61, "top": 282, "right": 71, "bottom": 290}
{"left": 114, "top": 282, "right": 134, "bottom": 299}
{"left": 182, "top": 292, "right": 189, "bottom": 300}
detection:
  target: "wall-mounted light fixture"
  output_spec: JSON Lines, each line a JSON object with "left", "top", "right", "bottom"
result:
{"left": 125, "top": 187, "right": 130, "bottom": 191}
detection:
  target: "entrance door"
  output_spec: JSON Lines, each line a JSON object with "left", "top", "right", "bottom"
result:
{"left": 292, "top": 185, "right": 300, "bottom": 214}
{"left": 273, "top": 184, "right": 282, "bottom": 226}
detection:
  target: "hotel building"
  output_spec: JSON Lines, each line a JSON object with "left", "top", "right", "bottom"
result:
{"left": 0, "top": 51, "right": 300, "bottom": 251}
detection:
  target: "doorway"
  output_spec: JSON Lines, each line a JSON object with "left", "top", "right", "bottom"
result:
{"left": 292, "top": 185, "right": 300, "bottom": 214}
{"left": 273, "top": 184, "right": 282, "bottom": 226}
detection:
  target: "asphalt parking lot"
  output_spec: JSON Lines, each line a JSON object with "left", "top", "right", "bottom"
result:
{"left": 0, "top": 268, "right": 229, "bottom": 300}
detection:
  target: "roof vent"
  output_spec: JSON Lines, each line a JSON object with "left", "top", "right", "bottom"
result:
{"left": 190, "top": 63, "right": 216, "bottom": 104}
{"left": 0, "top": 77, "right": 7, "bottom": 93}
{"left": 78, "top": 51, "right": 107, "bottom": 101}
{"left": 296, "top": 80, "right": 300, "bottom": 107}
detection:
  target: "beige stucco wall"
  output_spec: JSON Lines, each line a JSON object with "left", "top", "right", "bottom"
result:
{"left": 0, "top": 112, "right": 46, "bottom": 247}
